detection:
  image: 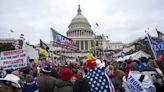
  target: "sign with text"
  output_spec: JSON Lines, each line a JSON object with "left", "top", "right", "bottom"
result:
{"left": 0, "top": 49, "right": 27, "bottom": 69}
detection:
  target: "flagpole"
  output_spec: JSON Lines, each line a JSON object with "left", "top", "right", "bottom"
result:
{"left": 145, "top": 31, "right": 157, "bottom": 59}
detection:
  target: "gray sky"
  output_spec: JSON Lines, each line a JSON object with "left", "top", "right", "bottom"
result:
{"left": 0, "top": 0, "right": 164, "bottom": 44}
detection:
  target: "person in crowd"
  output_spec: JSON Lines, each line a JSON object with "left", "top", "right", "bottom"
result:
{"left": 113, "top": 64, "right": 126, "bottom": 92}
{"left": 0, "top": 74, "right": 21, "bottom": 92}
{"left": 106, "top": 64, "right": 124, "bottom": 92}
{"left": 51, "top": 64, "right": 60, "bottom": 78}
{"left": 22, "top": 74, "right": 39, "bottom": 92}
{"left": 54, "top": 68, "right": 73, "bottom": 92}
{"left": 113, "top": 64, "right": 126, "bottom": 82}
{"left": 85, "top": 59, "right": 115, "bottom": 92}
{"left": 125, "top": 58, "right": 132, "bottom": 76}
{"left": 73, "top": 77, "right": 91, "bottom": 92}
{"left": 122, "top": 62, "right": 156, "bottom": 92}
{"left": 0, "top": 68, "right": 7, "bottom": 78}
{"left": 139, "top": 57, "right": 149, "bottom": 68}
{"left": 120, "top": 61, "right": 127, "bottom": 72}
{"left": 19, "top": 67, "right": 31, "bottom": 82}
{"left": 36, "top": 60, "right": 57, "bottom": 92}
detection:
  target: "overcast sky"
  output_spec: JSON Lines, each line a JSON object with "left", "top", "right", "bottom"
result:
{"left": 0, "top": 0, "right": 164, "bottom": 44}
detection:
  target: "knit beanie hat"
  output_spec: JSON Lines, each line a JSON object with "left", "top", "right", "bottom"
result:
{"left": 60, "top": 68, "right": 73, "bottom": 81}
{"left": 22, "top": 75, "right": 39, "bottom": 92}
{"left": 130, "top": 62, "right": 139, "bottom": 71}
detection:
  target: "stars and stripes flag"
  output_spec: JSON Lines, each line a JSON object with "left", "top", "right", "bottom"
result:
{"left": 85, "top": 67, "right": 115, "bottom": 92}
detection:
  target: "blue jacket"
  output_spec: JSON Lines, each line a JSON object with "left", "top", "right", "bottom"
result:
{"left": 22, "top": 81, "right": 39, "bottom": 92}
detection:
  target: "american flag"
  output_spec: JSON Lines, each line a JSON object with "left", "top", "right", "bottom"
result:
{"left": 85, "top": 67, "right": 115, "bottom": 92}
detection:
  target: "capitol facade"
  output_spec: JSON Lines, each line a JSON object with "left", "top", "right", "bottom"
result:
{"left": 67, "top": 5, "right": 95, "bottom": 51}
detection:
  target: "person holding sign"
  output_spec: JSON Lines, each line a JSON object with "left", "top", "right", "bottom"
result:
{"left": 122, "top": 62, "right": 156, "bottom": 92}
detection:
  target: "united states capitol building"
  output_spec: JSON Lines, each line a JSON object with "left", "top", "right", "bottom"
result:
{"left": 0, "top": 5, "right": 125, "bottom": 62}
{"left": 49, "top": 5, "right": 124, "bottom": 60}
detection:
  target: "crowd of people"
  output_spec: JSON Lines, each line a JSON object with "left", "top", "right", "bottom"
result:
{"left": 0, "top": 55, "right": 164, "bottom": 92}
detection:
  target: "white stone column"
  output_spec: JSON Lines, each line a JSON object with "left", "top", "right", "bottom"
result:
{"left": 90, "top": 40, "right": 92, "bottom": 50}
{"left": 79, "top": 40, "right": 81, "bottom": 51}
{"left": 84, "top": 40, "right": 85, "bottom": 50}
{"left": 76, "top": 31, "right": 78, "bottom": 37}
{"left": 88, "top": 40, "right": 90, "bottom": 50}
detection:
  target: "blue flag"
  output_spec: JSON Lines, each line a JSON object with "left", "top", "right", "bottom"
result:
{"left": 146, "top": 31, "right": 164, "bottom": 59}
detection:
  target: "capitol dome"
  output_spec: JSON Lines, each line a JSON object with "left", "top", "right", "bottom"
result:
{"left": 67, "top": 5, "right": 94, "bottom": 37}
{"left": 70, "top": 11, "right": 90, "bottom": 26}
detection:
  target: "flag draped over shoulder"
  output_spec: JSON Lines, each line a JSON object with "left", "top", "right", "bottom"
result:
{"left": 156, "top": 28, "right": 164, "bottom": 40}
{"left": 85, "top": 67, "right": 115, "bottom": 92}
{"left": 40, "top": 40, "right": 49, "bottom": 51}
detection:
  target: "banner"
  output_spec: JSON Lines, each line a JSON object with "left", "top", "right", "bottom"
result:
{"left": 0, "top": 49, "right": 27, "bottom": 70}
{"left": 152, "top": 40, "right": 164, "bottom": 59}
{"left": 51, "top": 27, "right": 77, "bottom": 50}
{"left": 146, "top": 32, "right": 164, "bottom": 59}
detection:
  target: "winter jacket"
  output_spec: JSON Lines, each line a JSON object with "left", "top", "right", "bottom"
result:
{"left": 73, "top": 78, "right": 91, "bottom": 92}
{"left": 114, "top": 69, "right": 125, "bottom": 82}
{"left": 36, "top": 74, "right": 57, "bottom": 92}
{"left": 122, "top": 71, "right": 156, "bottom": 92}
{"left": 54, "top": 79, "right": 73, "bottom": 92}
{"left": 22, "top": 81, "right": 39, "bottom": 92}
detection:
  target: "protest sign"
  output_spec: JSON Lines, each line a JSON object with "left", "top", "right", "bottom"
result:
{"left": 0, "top": 49, "right": 27, "bottom": 69}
